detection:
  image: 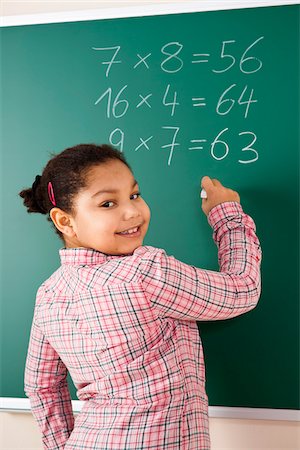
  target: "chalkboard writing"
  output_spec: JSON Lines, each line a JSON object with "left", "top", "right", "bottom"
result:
{"left": 92, "top": 37, "right": 263, "bottom": 166}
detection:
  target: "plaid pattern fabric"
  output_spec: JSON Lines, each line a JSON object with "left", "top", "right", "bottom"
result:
{"left": 24, "top": 202, "right": 261, "bottom": 449}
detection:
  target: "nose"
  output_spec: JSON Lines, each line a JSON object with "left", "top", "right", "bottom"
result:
{"left": 123, "top": 201, "right": 141, "bottom": 221}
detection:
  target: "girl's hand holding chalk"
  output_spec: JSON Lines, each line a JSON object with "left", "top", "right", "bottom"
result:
{"left": 201, "top": 176, "right": 240, "bottom": 216}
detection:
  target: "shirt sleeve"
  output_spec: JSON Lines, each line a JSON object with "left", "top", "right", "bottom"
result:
{"left": 24, "top": 309, "right": 74, "bottom": 450}
{"left": 139, "top": 202, "right": 262, "bottom": 321}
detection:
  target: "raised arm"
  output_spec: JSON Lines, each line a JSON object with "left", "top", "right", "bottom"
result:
{"left": 139, "top": 178, "right": 261, "bottom": 321}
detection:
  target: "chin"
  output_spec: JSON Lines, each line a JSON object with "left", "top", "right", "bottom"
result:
{"left": 123, "top": 241, "right": 144, "bottom": 254}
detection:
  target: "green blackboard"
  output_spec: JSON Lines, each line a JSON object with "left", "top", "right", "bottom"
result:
{"left": 1, "top": 5, "right": 299, "bottom": 411}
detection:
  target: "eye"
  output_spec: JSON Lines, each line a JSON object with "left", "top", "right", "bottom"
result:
{"left": 131, "top": 192, "right": 141, "bottom": 200}
{"left": 101, "top": 201, "right": 115, "bottom": 208}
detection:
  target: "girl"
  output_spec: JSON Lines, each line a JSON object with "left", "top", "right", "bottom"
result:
{"left": 20, "top": 143, "right": 261, "bottom": 450}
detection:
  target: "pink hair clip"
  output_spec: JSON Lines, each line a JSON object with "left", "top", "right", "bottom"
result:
{"left": 47, "top": 181, "right": 56, "bottom": 206}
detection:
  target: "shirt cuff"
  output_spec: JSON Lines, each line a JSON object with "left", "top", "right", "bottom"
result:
{"left": 207, "top": 201, "right": 243, "bottom": 229}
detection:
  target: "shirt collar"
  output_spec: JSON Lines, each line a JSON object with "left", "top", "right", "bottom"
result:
{"left": 59, "top": 247, "right": 133, "bottom": 266}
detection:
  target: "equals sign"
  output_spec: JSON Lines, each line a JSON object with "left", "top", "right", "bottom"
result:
{"left": 192, "top": 97, "right": 206, "bottom": 107}
{"left": 188, "top": 139, "right": 207, "bottom": 150}
{"left": 191, "top": 53, "right": 210, "bottom": 64}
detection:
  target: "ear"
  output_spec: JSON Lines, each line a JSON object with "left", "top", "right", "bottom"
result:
{"left": 49, "top": 208, "right": 76, "bottom": 237}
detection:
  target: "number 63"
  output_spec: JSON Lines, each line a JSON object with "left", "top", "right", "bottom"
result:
{"left": 211, "top": 128, "right": 258, "bottom": 164}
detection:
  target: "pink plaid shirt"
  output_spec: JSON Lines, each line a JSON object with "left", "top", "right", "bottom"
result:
{"left": 24, "top": 202, "right": 261, "bottom": 449}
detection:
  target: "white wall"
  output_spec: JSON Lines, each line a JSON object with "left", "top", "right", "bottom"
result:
{"left": 1, "top": 1, "right": 299, "bottom": 449}
{"left": 2, "top": 0, "right": 186, "bottom": 17}
{"left": 1, "top": 412, "right": 300, "bottom": 450}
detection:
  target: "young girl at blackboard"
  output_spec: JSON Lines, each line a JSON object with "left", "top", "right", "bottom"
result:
{"left": 20, "top": 143, "right": 261, "bottom": 450}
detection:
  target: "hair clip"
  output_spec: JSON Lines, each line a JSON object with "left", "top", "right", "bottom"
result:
{"left": 47, "top": 181, "right": 56, "bottom": 206}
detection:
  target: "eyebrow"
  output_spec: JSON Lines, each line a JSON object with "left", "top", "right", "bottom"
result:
{"left": 92, "top": 179, "right": 138, "bottom": 197}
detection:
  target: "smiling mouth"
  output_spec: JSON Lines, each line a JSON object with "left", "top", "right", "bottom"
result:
{"left": 116, "top": 225, "right": 141, "bottom": 236}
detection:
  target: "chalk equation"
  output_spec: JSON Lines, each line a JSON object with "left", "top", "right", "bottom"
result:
{"left": 109, "top": 127, "right": 258, "bottom": 166}
{"left": 92, "top": 38, "right": 264, "bottom": 76}
{"left": 94, "top": 83, "right": 257, "bottom": 119}
{"left": 91, "top": 37, "right": 264, "bottom": 166}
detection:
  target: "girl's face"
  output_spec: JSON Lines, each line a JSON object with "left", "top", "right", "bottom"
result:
{"left": 65, "top": 160, "right": 151, "bottom": 255}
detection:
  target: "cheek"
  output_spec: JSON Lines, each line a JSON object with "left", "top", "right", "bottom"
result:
{"left": 141, "top": 200, "right": 151, "bottom": 223}
{"left": 75, "top": 211, "right": 104, "bottom": 235}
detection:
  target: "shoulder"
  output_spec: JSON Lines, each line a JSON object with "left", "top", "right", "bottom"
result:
{"left": 35, "top": 266, "right": 65, "bottom": 304}
{"left": 133, "top": 245, "right": 167, "bottom": 266}
{"left": 134, "top": 245, "right": 165, "bottom": 258}
{"left": 132, "top": 245, "right": 170, "bottom": 280}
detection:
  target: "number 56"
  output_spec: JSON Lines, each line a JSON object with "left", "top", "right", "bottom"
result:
{"left": 212, "top": 37, "right": 264, "bottom": 74}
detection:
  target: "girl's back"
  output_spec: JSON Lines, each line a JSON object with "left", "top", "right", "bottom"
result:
{"left": 20, "top": 144, "right": 261, "bottom": 449}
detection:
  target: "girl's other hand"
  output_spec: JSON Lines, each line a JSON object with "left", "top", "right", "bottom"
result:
{"left": 201, "top": 176, "right": 240, "bottom": 216}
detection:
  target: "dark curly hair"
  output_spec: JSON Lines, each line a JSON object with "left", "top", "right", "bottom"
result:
{"left": 19, "top": 143, "right": 131, "bottom": 238}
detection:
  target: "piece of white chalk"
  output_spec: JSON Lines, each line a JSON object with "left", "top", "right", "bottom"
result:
{"left": 200, "top": 189, "right": 207, "bottom": 199}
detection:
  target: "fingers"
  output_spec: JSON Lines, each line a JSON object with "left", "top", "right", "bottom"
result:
{"left": 201, "top": 176, "right": 214, "bottom": 192}
{"left": 200, "top": 176, "right": 240, "bottom": 216}
{"left": 211, "top": 178, "right": 222, "bottom": 188}
{"left": 201, "top": 176, "right": 222, "bottom": 192}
